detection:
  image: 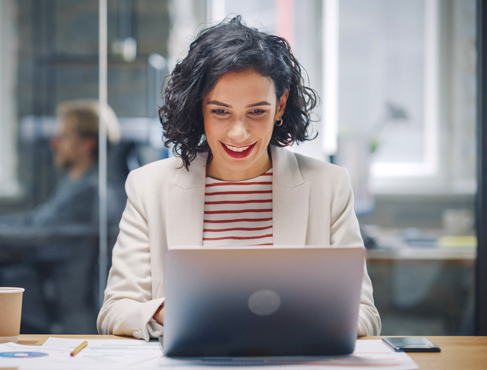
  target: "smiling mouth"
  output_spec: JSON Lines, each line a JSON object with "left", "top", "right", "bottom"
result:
{"left": 220, "top": 142, "right": 256, "bottom": 158}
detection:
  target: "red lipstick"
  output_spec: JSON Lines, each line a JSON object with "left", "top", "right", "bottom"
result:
{"left": 220, "top": 142, "right": 256, "bottom": 158}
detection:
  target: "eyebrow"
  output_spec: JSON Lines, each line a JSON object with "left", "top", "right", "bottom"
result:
{"left": 206, "top": 100, "right": 271, "bottom": 108}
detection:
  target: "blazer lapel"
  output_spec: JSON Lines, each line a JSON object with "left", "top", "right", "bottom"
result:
{"left": 166, "top": 153, "right": 208, "bottom": 248}
{"left": 165, "top": 148, "right": 310, "bottom": 247}
{"left": 271, "top": 146, "right": 310, "bottom": 245}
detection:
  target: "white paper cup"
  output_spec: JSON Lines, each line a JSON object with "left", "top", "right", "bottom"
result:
{"left": 0, "top": 287, "right": 24, "bottom": 343}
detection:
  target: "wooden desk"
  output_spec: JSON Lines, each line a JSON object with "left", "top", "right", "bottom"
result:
{"left": 5, "top": 335, "right": 485, "bottom": 369}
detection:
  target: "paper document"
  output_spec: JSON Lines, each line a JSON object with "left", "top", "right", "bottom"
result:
{"left": 0, "top": 337, "right": 161, "bottom": 369}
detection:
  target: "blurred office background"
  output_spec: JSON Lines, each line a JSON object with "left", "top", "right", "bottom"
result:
{"left": 0, "top": 0, "right": 480, "bottom": 335}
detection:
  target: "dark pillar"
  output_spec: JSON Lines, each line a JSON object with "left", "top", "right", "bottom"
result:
{"left": 476, "top": 0, "right": 487, "bottom": 336}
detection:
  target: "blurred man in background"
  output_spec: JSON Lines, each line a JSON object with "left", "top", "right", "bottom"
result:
{"left": 0, "top": 100, "right": 120, "bottom": 334}
{"left": 0, "top": 100, "right": 120, "bottom": 228}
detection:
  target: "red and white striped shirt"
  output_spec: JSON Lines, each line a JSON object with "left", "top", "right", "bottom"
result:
{"left": 202, "top": 170, "right": 273, "bottom": 247}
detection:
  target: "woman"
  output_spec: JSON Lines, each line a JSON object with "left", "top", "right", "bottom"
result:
{"left": 97, "top": 16, "right": 381, "bottom": 340}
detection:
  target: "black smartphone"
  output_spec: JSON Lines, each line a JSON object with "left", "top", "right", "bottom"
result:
{"left": 382, "top": 337, "right": 441, "bottom": 352}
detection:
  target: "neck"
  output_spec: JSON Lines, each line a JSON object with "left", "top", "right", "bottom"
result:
{"left": 206, "top": 158, "right": 272, "bottom": 181}
{"left": 68, "top": 159, "right": 95, "bottom": 181}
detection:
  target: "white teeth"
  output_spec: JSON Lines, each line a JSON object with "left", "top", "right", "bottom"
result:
{"left": 224, "top": 144, "right": 251, "bottom": 152}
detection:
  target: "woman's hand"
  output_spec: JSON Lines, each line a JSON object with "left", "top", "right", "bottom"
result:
{"left": 153, "top": 304, "right": 164, "bottom": 325}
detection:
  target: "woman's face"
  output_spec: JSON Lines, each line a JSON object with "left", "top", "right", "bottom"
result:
{"left": 202, "top": 69, "right": 288, "bottom": 181}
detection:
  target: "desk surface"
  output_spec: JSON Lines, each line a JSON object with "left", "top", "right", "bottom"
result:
{"left": 8, "top": 335, "right": 487, "bottom": 370}
{"left": 366, "top": 248, "right": 476, "bottom": 262}
{"left": 364, "top": 227, "right": 477, "bottom": 262}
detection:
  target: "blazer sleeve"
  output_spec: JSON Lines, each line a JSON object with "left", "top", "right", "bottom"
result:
{"left": 97, "top": 170, "right": 164, "bottom": 340}
{"left": 330, "top": 168, "right": 382, "bottom": 336}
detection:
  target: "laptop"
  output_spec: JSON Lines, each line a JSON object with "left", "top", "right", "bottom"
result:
{"left": 161, "top": 246, "right": 365, "bottom": 357}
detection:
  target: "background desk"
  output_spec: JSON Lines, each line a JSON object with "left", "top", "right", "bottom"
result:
{"left": 0, "top": 226, "right": 121, "bottom": 334}
{"left": 8, "top": 335, "right": 487, "bottom": 370}
{"left": 363, "top": 228, "right": 476, "bottom": 335}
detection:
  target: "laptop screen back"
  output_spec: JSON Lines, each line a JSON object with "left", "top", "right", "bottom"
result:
{"left": 163, "top": 247, "right": 365, "bottom": 357}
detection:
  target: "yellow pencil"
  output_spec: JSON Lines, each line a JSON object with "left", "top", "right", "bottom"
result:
{"left": 70, "top": 341, "right": 88, "bottom": 357}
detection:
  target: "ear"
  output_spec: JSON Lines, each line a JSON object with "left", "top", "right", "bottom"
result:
{"left": 83, "top": 137, "right": 97, "bottom": 156}
{"left": 276, "top": 89, "right": 289, "bottom": 120}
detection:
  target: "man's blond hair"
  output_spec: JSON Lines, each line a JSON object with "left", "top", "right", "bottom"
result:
{"left": 56, "top": 99, "right": 121, "bottom": 144}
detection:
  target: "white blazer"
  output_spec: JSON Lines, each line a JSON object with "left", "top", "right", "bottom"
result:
{"left": 97, "top": 146, "right": 381, "bottom": 340}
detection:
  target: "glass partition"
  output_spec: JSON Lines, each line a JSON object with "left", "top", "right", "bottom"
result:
{"left": 337, "top": 0, "right": 477, "bottom": 335}
{"left": 0, "top": 0, "right": 101, "bottom": 334}
{"left": 103, "top": 0, "right": 171, "bottom": 303}
{"left": 0, "top": 0, "right": 170, "bottom": 334}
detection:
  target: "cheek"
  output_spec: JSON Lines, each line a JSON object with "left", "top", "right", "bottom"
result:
{"left": 203, "top": 121, "right": 213, "bottom": 140}
{"left": 58, "top": 141, "right": 68, "bottom": 151}
{"left": 67, "top": 140, "right": 82, "bottom": 153}
{"left": 258, "top": 121, "right": 275, "bottom": 141}
{"left": 67, "top": 139, "right": 77, "bottom": 148}
{"left": 204, "top": 119, "right": 222, "bottom": 143}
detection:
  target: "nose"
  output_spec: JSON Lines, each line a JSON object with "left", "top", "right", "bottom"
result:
{"left": 227, "top": 117, "right": 250, "bottom": 143}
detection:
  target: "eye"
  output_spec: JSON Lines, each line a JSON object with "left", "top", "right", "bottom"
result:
{"left": 212, "top": 109, "right": 228, "bottom": 116}
{"left": 249, "top": 109, "right": 266, "bottom": 116}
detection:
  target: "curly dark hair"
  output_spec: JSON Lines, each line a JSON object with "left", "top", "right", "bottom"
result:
{"left": 159, "top": 15, "right": 318, "bottom": 168}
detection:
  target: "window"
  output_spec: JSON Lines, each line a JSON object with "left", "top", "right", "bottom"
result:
{"left": 332, "top": 0, "right": 476, "bottom": 195}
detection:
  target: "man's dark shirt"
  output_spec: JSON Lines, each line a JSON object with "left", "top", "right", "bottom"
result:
{"left": 0, "top": 166, "right": 98, "bottom": 228}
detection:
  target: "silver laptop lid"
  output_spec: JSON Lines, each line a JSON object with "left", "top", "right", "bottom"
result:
{"left": 163, "top": 247, "right": 365, "bottom": 357}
